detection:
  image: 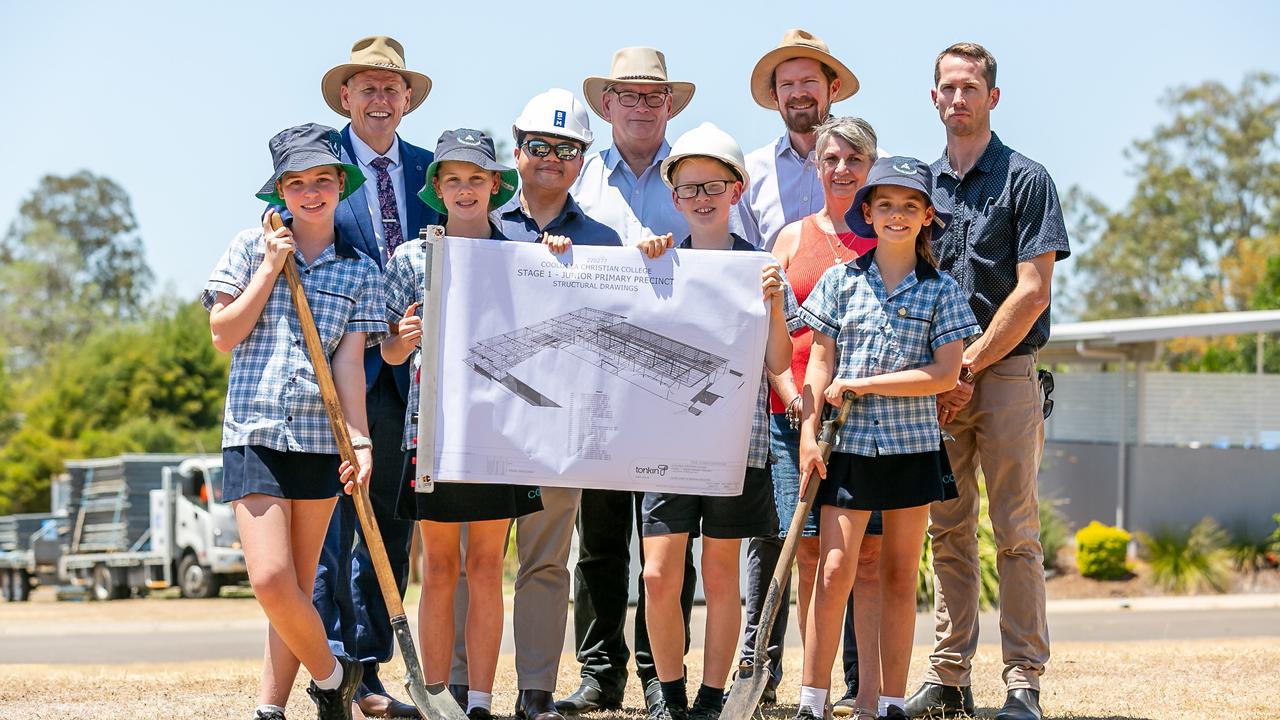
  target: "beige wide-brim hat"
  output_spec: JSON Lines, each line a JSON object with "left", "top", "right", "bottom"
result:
{"left": 750, "top": 28, "right": 859, "bottom": 110}
{"left": 582, "top": 47, "right": 695, "bottom": 120}
{"left": 321, "top": 35, "right": 432, "bottom": 118}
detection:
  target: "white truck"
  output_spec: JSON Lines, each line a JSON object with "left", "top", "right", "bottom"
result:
{"left": 1, "top": 453, "right": 246, "bottom": 601}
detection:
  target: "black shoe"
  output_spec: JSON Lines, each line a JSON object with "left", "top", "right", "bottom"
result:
{"left": 306, "top": 655, "right": 363, "bottom": 720}
{"left": 643, "top": 680, "right": 663, "bottom": 715}
{"left": 647, "top": 699, "right": 689, "bottom": 720}
{"left": 254, "top": 710, "right": 286, "bottom": 720}
{"left": 904, "top": 682, "right": 975, "bottom": 718}
{"left": 687, "top": 702, "right": 720, "bottom": 720}
{"left": 879, "top": 705, "right": 909, "bottom": 720}
{"left": 516, "top": 689, "right": 566, "bottom": 720}
{"left": 554, "top": 681, "right": 624, "bottom": 715}
{"left": 995, "top": 689, "right": 1041, "bottom": 720}
{"left": 792, "top": 707, "right": 826, "bottom": 720}
{"left": 466, "top": 709, "right": 493, "bottom": 720}
{"left": 448, "top": 684, "right": 469, "bottom": 711}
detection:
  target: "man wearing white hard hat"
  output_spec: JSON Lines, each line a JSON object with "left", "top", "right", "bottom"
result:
{"left": 561, "top": 47, "right": 704, "bottom": 716}
{"left": 442, "top": 90, "right": 621, "bottom": 720}
{"left": 639, "top": 122, "right": 799, "bottom": 720}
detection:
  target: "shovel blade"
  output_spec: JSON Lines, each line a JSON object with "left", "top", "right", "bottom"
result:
{"left": 721, "top": 575, "right": 784, "bottom": 719}
{"left": 393, "top": 616, "right": 468, "bottom": 720}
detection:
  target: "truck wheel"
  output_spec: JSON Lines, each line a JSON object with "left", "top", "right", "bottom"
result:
{"left": 91, "top": 564, "right": 129, "bottom": 601}
{"left": 15, "top": 570, "right": 30, "bottom": 602}
{"left": 178, "top": 554, "right": 220, "bottom": 599}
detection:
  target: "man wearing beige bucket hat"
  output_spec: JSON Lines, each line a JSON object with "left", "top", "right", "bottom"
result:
{"left": 737, "top": 29, "right": 859, "bottom": 253}
{"left": 559, "top": 46, "right": 702, "bottom": 717}
{"left": 311, "top": 34, "right": 440, "bottom": 720}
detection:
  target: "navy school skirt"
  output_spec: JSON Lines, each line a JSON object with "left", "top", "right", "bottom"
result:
{"left": 221, "top": 445, "right": 341, "bottom": 502}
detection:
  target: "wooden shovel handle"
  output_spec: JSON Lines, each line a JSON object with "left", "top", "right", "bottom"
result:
{"left": 269, "top": 213, "right": 408, "bottom": 619}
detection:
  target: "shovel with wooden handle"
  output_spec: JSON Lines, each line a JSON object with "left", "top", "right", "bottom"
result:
{"left": 721, "top": 390, "right": 857, "bottom": 720}
{"left": 268, "top": 212, "right": 467, "bottom": 720}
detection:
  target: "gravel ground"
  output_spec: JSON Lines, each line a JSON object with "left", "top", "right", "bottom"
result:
{"left": 1, "top": 638, "right": 1275, "bottom": 719}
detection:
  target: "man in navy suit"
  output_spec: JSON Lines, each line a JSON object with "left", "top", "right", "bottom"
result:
{"left": 313, "top": 35, "right": 440, "bottom": 719}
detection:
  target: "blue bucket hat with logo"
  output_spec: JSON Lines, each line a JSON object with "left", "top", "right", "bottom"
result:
{"left": 844, "top": 156, "right": 950, "bottom": 238}
{"left": 418, "top": 128, "right": 520, "bottom": 215}
{"left": 255, "top": 123, "right": 365, "bottom": 206}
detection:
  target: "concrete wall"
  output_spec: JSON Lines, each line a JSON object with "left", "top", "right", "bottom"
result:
{"left": 1040, "top": 441, "right": 1280, "bottom": 536}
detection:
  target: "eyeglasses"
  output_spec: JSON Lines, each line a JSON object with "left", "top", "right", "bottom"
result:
{"left": 522, "top": 139, "right": 583, "bottom": 161}
{"left": 673, "top": 180, "right": 735, "bottom": 199}
{"left": 1038, "top": 369, "right": 1055, "bottom": 420}
{"left": 608, "top": 88, "right": 669, "bottom": 108}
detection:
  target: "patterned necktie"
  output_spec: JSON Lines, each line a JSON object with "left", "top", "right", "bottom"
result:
{"left": 369, "top": 156, "right": 403, "bottom": 257}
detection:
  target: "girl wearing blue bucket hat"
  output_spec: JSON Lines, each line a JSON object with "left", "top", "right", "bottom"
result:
{"left": 203, "top": 123, "right": 387, "bottom": 720}
{"left": 791, "top": 157, "right": 982, "bottom": 720}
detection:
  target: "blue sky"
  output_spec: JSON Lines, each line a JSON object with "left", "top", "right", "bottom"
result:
{"left": 2, "top": 1, "right": 1278, "bottom": 303}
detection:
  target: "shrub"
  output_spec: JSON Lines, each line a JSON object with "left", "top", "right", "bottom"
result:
{"left": 1040, "top": 498, "right": 1072, "bottom": 571}
{"left": 1227, "top": 517, "right": 1280, "bottom": 574}
{"left": 1075, "top": 521, "right": 1131, "bottom": 580}
{"left": 1138, "top": 517, "right": 1231, "bottom": 594}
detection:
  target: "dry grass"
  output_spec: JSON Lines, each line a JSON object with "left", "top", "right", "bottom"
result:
{"left": 0, "top": 638, "right": 1275, "bottom": 719}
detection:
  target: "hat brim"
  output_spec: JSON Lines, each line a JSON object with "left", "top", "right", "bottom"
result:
{"left": 418, "top": 155, "right": 519, "bottom": 216}
{"left": 256, "top": 155, "right": 366, "bottom": 207}
{"left": 844, "top": 179, "right": 950, "bottom": 238}
{"left": 749, "top": 46, "right": 859, "bottom": 110}
{"left": 321, "top": 63, "right": 432, "bottom": 118}
{"left": 659, "top": 152, "right": 750, "bottom": 192}
{"left": 582, "top": 77, "right": 695, "bottom": 120}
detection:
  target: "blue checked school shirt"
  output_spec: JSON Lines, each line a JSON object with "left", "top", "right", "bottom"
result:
{"left": 202, "top": 228, "right": 387, "bottom": 454}
{"left": 677, "top": 234, "right": 804, "bottom": 468}
{"left": 799, "top": 249, "right": 981, "bottom": 456}
{"left": 384, "top": 225, "right": 508, "bottom": 451}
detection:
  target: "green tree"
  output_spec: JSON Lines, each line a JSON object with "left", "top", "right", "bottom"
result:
{"left": 1068, "top": 72, "right": 1280, "bottom": 319}
{"left": 0, "top": 172, "right": 153, "bottom": 366}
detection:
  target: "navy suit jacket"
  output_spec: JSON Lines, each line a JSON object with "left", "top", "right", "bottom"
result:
{"left": 334, "top": 125, "right": 441, "bottom": 399}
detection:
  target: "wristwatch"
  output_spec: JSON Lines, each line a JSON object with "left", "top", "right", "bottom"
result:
{"left": 960, "top": 366, "right": 976, "bottom": 384}
{"left": 350, "top": 436, "right": 373, "bottom": 450}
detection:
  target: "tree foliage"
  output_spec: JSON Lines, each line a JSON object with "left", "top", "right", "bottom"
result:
{"left": 1068, "top": 72, "right": 1280, "bottom": 319}
{"left": 0, "top": 171, "right": 154, "bottom": 366}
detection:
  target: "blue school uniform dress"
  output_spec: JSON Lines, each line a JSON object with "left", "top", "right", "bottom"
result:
{"left": 384, "top": 227, "right": 543, "bottom": 523}
{"left": 639, "top": 234, "right": 805, "bottom": 539}
{"left": 798, "top": 249, "right": 981, "bottom": 510}
{"left": 203, "top": 228, "right": 388, "bottom": 501}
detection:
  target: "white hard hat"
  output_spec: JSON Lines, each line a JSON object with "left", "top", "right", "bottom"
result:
{"left": 660, "top": 122, "right": 749, "bottom": 191}
{"left": 512, "top": 88, "right": 594, "bottom": 148}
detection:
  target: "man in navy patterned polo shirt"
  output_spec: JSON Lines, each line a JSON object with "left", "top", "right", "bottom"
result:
{"left": 906, "top": 43, "right": 1070, "bottom": 720}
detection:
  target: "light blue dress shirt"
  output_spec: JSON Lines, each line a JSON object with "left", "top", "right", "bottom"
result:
{"left": 738, "top": 133, "right": 824, "bottom": 252}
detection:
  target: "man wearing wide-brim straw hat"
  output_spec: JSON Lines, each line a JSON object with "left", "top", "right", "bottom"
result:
{"left": 737, "top": 28, "right": 859, "bottom": 252}
{"left": 310, "top": 34, "right": 440, "bottom": 720}
{"left": 558, "top": 46, "right": 707, "bottom": 718}
{"left": 732, "top": 25, "right": 866, "bottom": 716}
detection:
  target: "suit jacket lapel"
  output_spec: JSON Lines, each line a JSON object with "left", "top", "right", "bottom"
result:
{"left": 402, "top": 137, "right": 428, "bottom": 241}
{"left": 339, "top": 125, "right": 379, "bottom": 266}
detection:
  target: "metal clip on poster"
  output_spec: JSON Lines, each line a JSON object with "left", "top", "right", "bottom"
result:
{"left": 415, "top": 225, "right": 446, "bottom": 494}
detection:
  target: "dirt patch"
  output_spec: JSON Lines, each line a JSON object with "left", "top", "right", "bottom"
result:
{"left": 0, "top": 639, "right": 1275, "bottom": 719}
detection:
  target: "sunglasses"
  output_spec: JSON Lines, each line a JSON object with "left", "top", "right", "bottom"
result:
{"left": 1038, "top": 368, "right": 1055, "bottom": 420}
{"left": 522, "top": 139, "right": 583, "bottom": 161}
{"left": 673, "top": 180, "right": 736, "bottom": 199}
{"left": 608, "top": 88, "right": 669, "bottom": 108}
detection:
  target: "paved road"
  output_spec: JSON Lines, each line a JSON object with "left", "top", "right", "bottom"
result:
{"left": 4, "top": 602, "right": 1278, "bottom": 664}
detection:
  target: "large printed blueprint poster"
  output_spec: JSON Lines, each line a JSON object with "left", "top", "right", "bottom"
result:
{"left": 416, "top": 236, "right": 771, "bottom": 496}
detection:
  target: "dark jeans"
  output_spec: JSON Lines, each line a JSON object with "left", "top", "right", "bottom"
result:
{"left": 572, "top": 488, "right": 696, "bottom": 694}
{"left": 740, "top": 536, "right": 861, "bottom": 691}
{"left": 312, "top": 366, "right": 415, "bottom": 698}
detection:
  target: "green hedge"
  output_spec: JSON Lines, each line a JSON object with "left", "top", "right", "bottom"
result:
{"left": 1075, "top": 521, "right": 1131, "bottom": 579}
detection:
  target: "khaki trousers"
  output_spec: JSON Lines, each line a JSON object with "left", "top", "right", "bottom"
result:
{"left": 926, "top": 354, "right": 1050, "bottom": 691}
{"left": 450, "top": 486, "right": 581, "bottom": 691}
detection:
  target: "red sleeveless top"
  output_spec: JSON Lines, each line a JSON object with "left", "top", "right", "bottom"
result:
{"left": 770, "top": 214, "right": 877, "bottom": 413}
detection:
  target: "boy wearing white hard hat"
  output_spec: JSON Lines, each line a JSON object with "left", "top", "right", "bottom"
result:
{"left": 637, "top": 123, "right": 802, "bottom": 720}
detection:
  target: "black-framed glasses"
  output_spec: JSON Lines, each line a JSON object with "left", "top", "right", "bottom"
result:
{"left": 673, "top": 180, "right": 735, "bottom": 199}
{"left": 522, "top": 139, "right": 583, "bottom": 161}
{"left": 608, "top": 88, "right": 669, "bottom": 108}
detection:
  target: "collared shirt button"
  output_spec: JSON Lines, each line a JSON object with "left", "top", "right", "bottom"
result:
{"left": 873, "top": 419, "right": 880, "bottom": 425}
{"left": 898, "top": 307, "right": 908, "bottom": 317}
{"left": 286, "top": 415, "right": 293, "bottom": 423}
